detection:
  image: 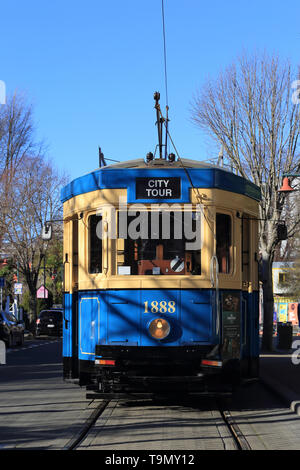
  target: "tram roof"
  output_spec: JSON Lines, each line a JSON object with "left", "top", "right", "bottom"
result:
{"left": 61, "top": 157, "right": 261, "bottom": 203}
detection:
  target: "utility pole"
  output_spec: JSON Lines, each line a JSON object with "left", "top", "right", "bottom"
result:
{"left": 44, "top": 254, "right": 46, "bottom": 300}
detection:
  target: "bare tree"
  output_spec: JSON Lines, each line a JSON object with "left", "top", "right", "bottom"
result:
{"left": 0, "top": 154, "right": 66, "bottom": 324}
{"left": 191, "top": 52, "right": 300, "bottom": 351}
{"left": 0, "top": 93, "right": 35, "bottom": 172}
{"left": 0, "top": 92, "right": 38, "bottom": 246}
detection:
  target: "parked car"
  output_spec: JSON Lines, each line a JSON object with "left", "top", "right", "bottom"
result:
{"left": 0, "top": 311, "right": 25, "bottom": 347}
{"left": 35, "top": 309, "right": 63, "bottom": 336}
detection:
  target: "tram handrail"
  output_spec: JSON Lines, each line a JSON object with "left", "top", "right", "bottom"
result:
{"left": 210, "top": 255, "right": 220, "bottom": 335}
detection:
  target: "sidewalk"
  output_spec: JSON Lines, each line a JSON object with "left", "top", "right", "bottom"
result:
{"left": 259, "top": 336, "right": 300, "bottom": 415}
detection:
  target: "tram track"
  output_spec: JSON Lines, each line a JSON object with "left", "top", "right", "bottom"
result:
{"left": 217, "top": 402, "right": 252, "bottom": 450}
{"left": 65, "top": 396, "right": 252, "bottom": 451}
{"left": 64, "top": 399, "right": 110, "bottom": 450}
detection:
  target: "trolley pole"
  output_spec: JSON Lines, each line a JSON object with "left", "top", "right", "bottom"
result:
{"left": 154, "top": 91, "right": 163, "bottom": 159}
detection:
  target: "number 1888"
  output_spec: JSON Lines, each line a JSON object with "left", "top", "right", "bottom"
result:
{"left": 143, "top": 300, "right": 176, "bottom": 313}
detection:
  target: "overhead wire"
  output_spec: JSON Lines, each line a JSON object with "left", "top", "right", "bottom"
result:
{"left": 161, "top": 0, "right": 169, "bottom": 109}
{"left": 156, "top": 103, "right": 220, "bottom": 330}
{"left": 161, "top": 0, "right": 169, "bottom": 158}
{"left": 156, "top": 103, "right": 217, "bottom": 240}
{"left": 159, "top": 1, "right": 216, "bottom": 240}
{"left": 155, "top": 0, "right": 220, "bottom": 327}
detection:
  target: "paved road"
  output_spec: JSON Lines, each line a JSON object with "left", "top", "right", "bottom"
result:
{"left": 77, "top": 398, "right": 237, "bottom": 451}
{"left": 2, "top": 338, "right": 300, "bottom": 451}
{"left": 77, "top": 387, "right": 300, "bottom": 451}
{"left": 0, "top": 338, "right": 96, "bottom": 450}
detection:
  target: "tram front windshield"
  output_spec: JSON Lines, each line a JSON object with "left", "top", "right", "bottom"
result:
{"left": 117, "top": 211, "right": 201, "bottom": 275}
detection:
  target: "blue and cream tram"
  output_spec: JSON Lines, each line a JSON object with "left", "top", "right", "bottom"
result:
{"left": 60, "top": 101, "right": 260, "bottom": 397}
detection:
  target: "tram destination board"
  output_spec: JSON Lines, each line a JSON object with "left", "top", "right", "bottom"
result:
{"left": 136, "top": 177, "right": 181, "bottom": 199}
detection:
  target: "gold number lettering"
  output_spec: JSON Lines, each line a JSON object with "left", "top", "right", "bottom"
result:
{"left": 159, "top": 301, "right": 167, "bottom": 313}
{"left": 144, "top": 300, "right": 176, "bottom": 313}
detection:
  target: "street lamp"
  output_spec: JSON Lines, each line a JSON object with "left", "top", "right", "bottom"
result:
{"left": 279, "top": 173, "right": 300, "bottom": 193}
{"left": 277, "top": 173, "right": 300, "bottom": 237}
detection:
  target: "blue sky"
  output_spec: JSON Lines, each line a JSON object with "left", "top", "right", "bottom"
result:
{"left": 0, "top": 0, "right": 299, "bottom": 182}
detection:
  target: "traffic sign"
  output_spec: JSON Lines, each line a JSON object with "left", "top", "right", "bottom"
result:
{"left": 14, "top": 283, "right": 23, "bottom": 295}
{"left": 0, "top": 277, "right": 5, "bottom": 288}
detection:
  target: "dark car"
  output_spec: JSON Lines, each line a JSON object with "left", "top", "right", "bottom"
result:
{"left": 0, "top": 311, "right": 25, "bottom": 347}
{"left": 36, "top": 309, "right": 63, "bottom": 336}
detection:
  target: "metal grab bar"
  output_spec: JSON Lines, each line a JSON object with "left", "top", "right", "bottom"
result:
{"left": 210, "top": 255, "right": 220, "bottom": 335}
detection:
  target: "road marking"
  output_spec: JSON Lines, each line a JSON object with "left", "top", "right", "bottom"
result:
{"left": 6, "top": 339, "right": 61, "bottom": 353}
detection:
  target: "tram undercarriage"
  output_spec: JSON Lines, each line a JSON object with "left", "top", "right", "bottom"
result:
{"left": 77, "top": 345, "right": 257, "bottom": 399}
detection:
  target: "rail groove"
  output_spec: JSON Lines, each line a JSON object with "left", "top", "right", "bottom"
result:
{"left": 219, "top": 406, "right": 252, "bottom": 450}
{"left": 64, "top": 400, "right": 110, "bottom": 450}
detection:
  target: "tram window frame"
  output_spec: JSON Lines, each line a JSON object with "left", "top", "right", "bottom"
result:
{"left": 116, "top": 209, "right": 202, "bottom": 276}
{"left": 88, "top": 214, "right": 103, "bottom": 274}
{"left": 216, "top": 212, "right": 232, "bottom": 274}
{"left": 72, "top": 218, "right": 79, "bottom": 286}
{"left": 242, "top": 215, "right": 251, "bottom": 284}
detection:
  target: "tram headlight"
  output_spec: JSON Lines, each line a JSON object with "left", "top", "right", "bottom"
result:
{"left": 148, "top": 318, "right": 170, "bottom": 340}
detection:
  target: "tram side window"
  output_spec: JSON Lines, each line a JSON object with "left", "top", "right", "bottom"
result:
{"left": 216, "top": 213, "right": 231, "bottom": 273}
{"left": 89, "top": 214, "right": 102, "bottom": 273}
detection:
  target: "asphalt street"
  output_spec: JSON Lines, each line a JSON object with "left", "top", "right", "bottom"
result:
{"left": 0, "top": 338, "right": 96, "bottom": 450}
{"left": 2, "top": 337, "right": 300, "bottom": 451}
